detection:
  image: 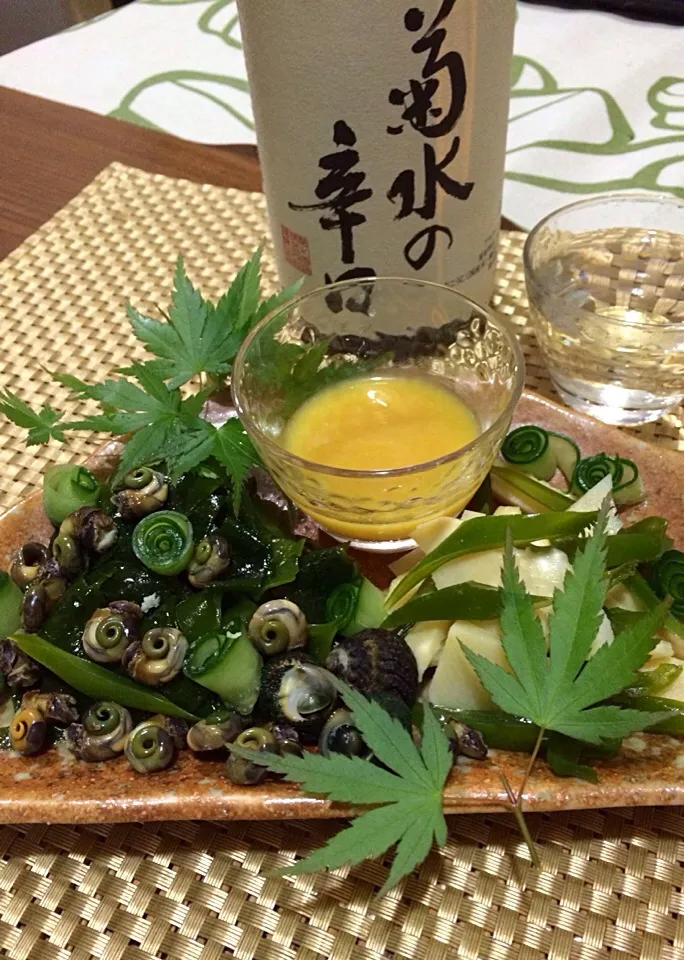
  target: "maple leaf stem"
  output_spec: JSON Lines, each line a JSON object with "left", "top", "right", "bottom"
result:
{"left": 497, "top": 771, "right": 541, "bottom": 868}
{"left": 511, "top": 800, "right": 541, "bottom": 869}
{"left": 516, "top": 726, "right": 545, "bottom": 806}
{"left": 499, "top": 722, "right": 545, "bottom": 871}
{"left": 499, "top": 770, "right": 516, "bottom": 806}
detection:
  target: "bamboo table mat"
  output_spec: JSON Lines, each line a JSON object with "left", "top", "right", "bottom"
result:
{"left": 1, "top": 162, "right": 684, "bottom": 960}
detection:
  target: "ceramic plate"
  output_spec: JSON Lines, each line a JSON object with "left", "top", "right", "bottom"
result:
{"left": 1, "top": 389, "right": 683, "bottom": 825}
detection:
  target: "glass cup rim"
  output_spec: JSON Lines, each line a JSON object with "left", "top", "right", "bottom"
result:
{"left": 231, "top": 275, "right": 525, "bottom": 479}
{"left": 523, "top": 191, "right": 684, "bottom": 332}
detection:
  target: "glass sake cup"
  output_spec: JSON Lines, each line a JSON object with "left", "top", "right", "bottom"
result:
{"left": 524, "top": 193, "right": 684, "bottom": 426}
{"left": 232, "top": 276, "right": 524, "bottom": 552}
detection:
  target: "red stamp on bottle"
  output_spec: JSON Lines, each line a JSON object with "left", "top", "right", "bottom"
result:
{"left": 281, "top": 225, "right": 312, "bottom": 275}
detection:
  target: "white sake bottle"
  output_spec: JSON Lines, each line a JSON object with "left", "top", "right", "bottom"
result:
{"left": 237, "top": 0, "right": 515, "bottom": 306}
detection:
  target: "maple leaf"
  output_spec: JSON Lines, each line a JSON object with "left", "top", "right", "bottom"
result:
{"left": 126, "top": 252, "right": 301, "bottom": 390}
{"left": 0, "top": 251, "right": 299, "bottom": 509}
{"left": 0, "top": 391, "right": 65, "bottom": 445}
{"left": 230, "top": 677, "right": 452, "bottom": 897}
{"left": 463, "top": 501, "right": 673, "bottom": 746}
{"left": 213, "top": 419, "right": 264, "bottom": 512}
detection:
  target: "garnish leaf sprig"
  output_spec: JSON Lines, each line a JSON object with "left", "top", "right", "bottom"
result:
{"left": 0, "top": 249, "right": 293, "bottom": 507}
{"left": 230, "top": 677, "right": 452, "bottom": 896}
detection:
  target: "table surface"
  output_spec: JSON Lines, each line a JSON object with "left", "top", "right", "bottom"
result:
{"left": 1, "top": 86, "right": 518, "bottom": 261}
{"left": 0, "top": 86, "right": 263, "bottom": 260}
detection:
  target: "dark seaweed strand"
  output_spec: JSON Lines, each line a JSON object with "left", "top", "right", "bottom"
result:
{"left": 307, "top": 314, "right": 485, "bottom": 362}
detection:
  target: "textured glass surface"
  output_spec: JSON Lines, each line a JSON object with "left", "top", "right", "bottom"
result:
{"left": 233, "top": 277, "right": 524, "bottom": 549}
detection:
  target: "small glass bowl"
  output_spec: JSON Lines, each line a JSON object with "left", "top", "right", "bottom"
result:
{"left": 232, "top": 276, "right": 524, "bottom": 552}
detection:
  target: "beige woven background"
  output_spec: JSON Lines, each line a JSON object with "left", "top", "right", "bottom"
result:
{"left": 1, "top": 162, "right": 684, "bottom": 960}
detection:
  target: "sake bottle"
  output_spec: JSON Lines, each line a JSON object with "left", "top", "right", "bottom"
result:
{"left": 237, "top": 0, "right": 516, "bottom": 305}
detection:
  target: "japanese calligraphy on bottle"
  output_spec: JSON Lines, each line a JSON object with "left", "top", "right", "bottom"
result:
{"left": 238, "top": 0, "right": 515, "bottom": 306}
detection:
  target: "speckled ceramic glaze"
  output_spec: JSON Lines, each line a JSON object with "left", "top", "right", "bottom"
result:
{"left": 1, "top": 390, "right": 684, "bottom": 825}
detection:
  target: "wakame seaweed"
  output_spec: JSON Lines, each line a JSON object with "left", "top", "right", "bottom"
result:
{"left": 283, "top": 547, "right": 359, "bottom": 623}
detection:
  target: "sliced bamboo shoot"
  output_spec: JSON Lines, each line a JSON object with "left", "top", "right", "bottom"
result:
{"left": 425, "top": 620, "right": 507, "bottom": 711}
{"left": 405, "top": 620, "right": 450, "bottom": 679}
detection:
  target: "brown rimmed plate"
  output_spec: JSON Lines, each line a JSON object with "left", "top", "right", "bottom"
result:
{"left": 0, "top": 389, "right": 683, "bottom": 824}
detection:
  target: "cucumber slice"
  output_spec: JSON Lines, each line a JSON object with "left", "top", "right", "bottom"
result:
{"left": 613, "top": 457, "right": 645, "bottom": 506}
{"left": 571, "top": 454, "right": 623, "bottom": 498}
{"left": 501, "top": 426, "right": 556, "bottom": 481}
{"left": 185, "top": 629, "right": 262, "bottom": 714}
{"left": 341, "top": 577, "right": 387, "bottom": 636}
{"left": 547, "top": 432, "right": 580, "bottom": 488}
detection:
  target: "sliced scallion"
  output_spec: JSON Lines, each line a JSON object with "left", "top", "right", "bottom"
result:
{"left": 387, "top": 510, "right": 596, "bottom": 606}
{"left": 491, "top": 465, "right": 574, "bottom": 513}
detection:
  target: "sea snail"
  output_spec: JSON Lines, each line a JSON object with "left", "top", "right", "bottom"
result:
{"left": 187, "top": 536, "right": 231, "bottom": 588}
{"left": 113, "top": 467, "right": 169, "bottom": 521}
{"left": 122, "top": 627, "right": 188, "bottom": 686}
{"left": 81, "top": 601, "right": 143, "bottom": 664}
{"left": 66, "top": 702, "right": 133, "bottom": 762}
{"left": 248, "top": 600, "right": 307, "bottom": 656}
{"left": 59, "top": 506, "right": 117, "bottom": 554}
{"left": 258, "top": 652, "right": 337, "bottom": 742}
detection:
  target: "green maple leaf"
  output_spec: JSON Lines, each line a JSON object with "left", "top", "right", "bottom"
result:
{"left": 280, "top": 340, "right": 384, "bottom": 419}
{"left": 126, "top": 259, "right": 212, "bottom": 390}
{"left": 159, "top": 421, "right": 217, "bottom": 480}
{"left": 207, "top": 247, "right": 301, "bottom": 365}
{"left": 126, "top": 251, "right": 302, "bottom": 390}
{"left": 56, "top": 364, "right": 182, "bottom": 435}
{"left": 463, "top": 501, "right": 673, "bottom": 746}
{"left": 230, "top": 677, "right": 452, "bottom": 897}
{"left": 0, "top": 391, "right": 65, "bottom": 445}
{"left": 213, "top": 418, "right": 263, "bottom": 513}
{"left": 251, "top": 333, "right": 388, "bottom": 422}
{"left": 56, "top": 362, "right": 262, "bottom": 500}
{"left": 54, "top": 365, "right": 218, "bottom": 485}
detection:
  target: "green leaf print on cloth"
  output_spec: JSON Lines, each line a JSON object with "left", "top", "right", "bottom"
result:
{"left": 141, "top": 0, "right": 241, "bottom": 47}
{"left": 198, "top": 0, "right": 241, "bottom": 49}
{"left": 109, "top": 70, "right": 252, "bottom": 134}
{"left": 110, "top": 2, "right": 248, "bottom": 137}
{"left": 507, "top": 56, "right": 684, "bottom": 199}
{"left": 649, "top": 77, "right": 684, "bottom": 131}
{"left": 141, "top": 0, "right": 242, "bottom": 47}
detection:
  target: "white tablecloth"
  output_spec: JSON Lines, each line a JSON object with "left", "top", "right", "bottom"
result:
{"left": 1, "top": 0, "right": 682, "bottom": 229}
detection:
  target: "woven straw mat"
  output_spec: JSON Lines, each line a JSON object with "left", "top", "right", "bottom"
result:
{"left": 1, "top": 162, "right": 684, "bottom": 960}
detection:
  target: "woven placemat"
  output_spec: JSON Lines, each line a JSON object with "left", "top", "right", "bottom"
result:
{"left": 1, "top": 162, "right": 684, "bottom": 960}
